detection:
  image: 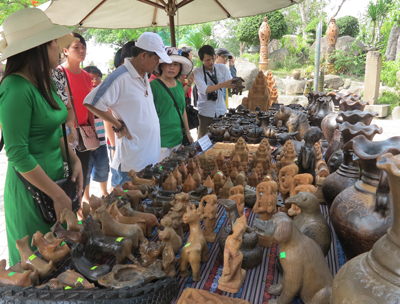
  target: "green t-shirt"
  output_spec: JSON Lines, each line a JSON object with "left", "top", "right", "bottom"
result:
{"left": 150, "top": 79, "right": 185, "bottom": 148}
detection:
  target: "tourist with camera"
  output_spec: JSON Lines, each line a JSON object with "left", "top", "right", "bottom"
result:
{"left": 193, "top": 45, "right": 236, "bottom": 138}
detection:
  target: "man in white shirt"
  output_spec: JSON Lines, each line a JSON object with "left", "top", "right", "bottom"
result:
{"left": 193, "top": 45, "right": 236, "bottom": 138}
{"left": 84, "top": 32, "right": 171, "bottom": 187}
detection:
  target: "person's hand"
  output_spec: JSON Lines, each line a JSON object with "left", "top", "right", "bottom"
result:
{"left": 229, "top": 57, "right": 236, "bottom": 66}
{"left": 186, "top": 73, "right": 194, "bottom": 86}
{"left": 70, "top": 155, "right": 83, "bottom": 202}
{"left": 116, "top": 127, "right": 132, "bottom": 140}
{"left": 221, "top": 79, "right": 236, "bottom": 89}
{"left": 187, "top": 133, "right": 194, "bottom": 144}
{"left": 52, "top": 191, "right": 72, "bottom": 221}
{"left": 66, "top": 122, "right": 77, "bottom": 144}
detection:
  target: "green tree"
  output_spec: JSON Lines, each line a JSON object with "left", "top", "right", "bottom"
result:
{"left": 305, "top": 17, "right": 327, "bottom": 45}
{"left": 0, "top": 0, "right": 47, "bottom": 24}
{"left": 336, "top": 16, "right": 360, "bottom": 37}
{"left": 366, "top": 0, "right": 394, "bottom": 49}
{"left": 237, "top": 11, "right": 288, "bottom": 49}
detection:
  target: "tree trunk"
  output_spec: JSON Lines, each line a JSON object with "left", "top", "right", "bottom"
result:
{"left": 239, "top": 42, "right": 247, "bottom": 56}
{"left": 395, "top": 32, "right": 400, "bottom": 62}
{"left": 299, "top": 0, "right": 311, "bottom": 40}
{"left": 385, "top": 24, "right": 400, "bottom": 61}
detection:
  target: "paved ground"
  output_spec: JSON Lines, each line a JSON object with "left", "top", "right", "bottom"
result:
{"left": 0, "top": 120, "right": 398, "bottom": 268}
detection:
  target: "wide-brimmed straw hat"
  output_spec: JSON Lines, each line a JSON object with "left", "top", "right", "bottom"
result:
{"left": 0, "top": 8, "right": 76, "bottom": 61}
{"left": 155, "top": 47, "right": 193, "bottom": 76}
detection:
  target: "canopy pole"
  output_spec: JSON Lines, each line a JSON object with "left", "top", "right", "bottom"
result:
{"left": 169, "top": 14, "right": 176, "bottom": 47}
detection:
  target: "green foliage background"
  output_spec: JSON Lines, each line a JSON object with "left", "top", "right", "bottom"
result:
{"left": 336, "top": 16, "right": 360, "bottom": 38}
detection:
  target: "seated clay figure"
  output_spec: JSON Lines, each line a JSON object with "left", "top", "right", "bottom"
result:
{"left": 31, "top": 231, "right": 70, "bottom": 265}
{"left": 281, "top": 140, "right": 297, "bottom": 168}
{"left": 201, "top": 194, "right": 218, "bottom": 243}
{"left": 297, "top": 127, "right": 323, "bottom": 182}
{"left": 254, "top": 212, "right": 332, "bottom": 304}
{"left": 218, "top": 215, "right": 247, "bottom": 293}
{"left": 180, "top": 204, "right": 209, "bottom": 281}
{"left": 213, "top": 171, "right": 226, "bottom": 195}
{"left": 254, "top": 181, "right": 278, "bottom": 221}
{"left": 288, "top": 173, "right": 316, "bottom": 217}
{"left": 278, "top": 163, "right": 299, "bottom": 205}
{"left": 229, "top": 193, "right": 245, "bottom": 217}
{"left": 165, "top": 193, "right": 189, "bottom": 240}
{"left": 60, "top": 208, "right": 81, "bottom": 232}
{"left": 137, "top": 239, "right": 165, "bottom": 267}
{"left": 162, "top": 243, "right": 179, "bottom": 277}
{"left": 158, "top": 216, "right": 182, "bottom": 254}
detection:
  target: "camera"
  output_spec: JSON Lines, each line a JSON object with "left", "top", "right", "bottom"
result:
{"left": 207, "top": 91, "right": 218, "bottom": 101}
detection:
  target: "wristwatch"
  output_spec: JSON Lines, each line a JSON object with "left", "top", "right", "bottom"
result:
{"left": 109, "top": 145, "right": 116, "bottom": 151}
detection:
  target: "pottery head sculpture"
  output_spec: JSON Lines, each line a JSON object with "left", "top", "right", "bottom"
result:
{"left": 254, "top": 212, "right": 293, "bottom": 244}
{"left": 183, "top": 203, "right": 204, "bottom": 224}
{"left": 256, "top": 181, "right": 278, "bottom": 213}
{"left": 229, "top": 185, "right": 245, "bottom": 197}
{"left": 285, "top": 192, "right": 320, "bottom": 213}
{"left": 232, "top": 215, "right": 247, "bottom": 237}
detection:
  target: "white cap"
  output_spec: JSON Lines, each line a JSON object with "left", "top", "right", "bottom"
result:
{"left": 136, "top": 32, "right": 172, "bottom": 64}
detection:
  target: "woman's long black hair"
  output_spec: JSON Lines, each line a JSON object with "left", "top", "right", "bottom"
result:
{"left": 0, "top": 41, "right": 60, "bottom": 110}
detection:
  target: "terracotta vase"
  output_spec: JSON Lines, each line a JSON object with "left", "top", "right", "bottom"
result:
{"left": 338, "top": 94, "right": 369, "bottom": 111}
{"left": 332, "top": 153, "right": 400, "bottom": 303}
{"left": 330, "top": 135, "right": 400, "bottom": 260}
{"left": 322, "top": 122, "right": 383, "bottom": 207}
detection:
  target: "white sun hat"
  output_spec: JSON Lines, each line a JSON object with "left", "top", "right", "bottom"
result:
{"left": 136, "top": 32, "right": 172, "bottom": 64}
{"left": 0, "top": 8, "right": 76, "bottom": 61}
{"left": 155, "top": 47, "right": 193, "bottom": 76}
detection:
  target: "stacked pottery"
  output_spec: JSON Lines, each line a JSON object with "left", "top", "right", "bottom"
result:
{"left": 322, "top": 122, "right": 383, "bottom": 207}
{"left": 330, "top": 135, "right": 400, "bottom": 260}
{"left": 332, "top": 153, "right": 400, "bottom": 303}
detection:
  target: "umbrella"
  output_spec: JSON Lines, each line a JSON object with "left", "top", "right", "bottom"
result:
{"left": 41, "top": 0, "right": 302, "bottom": 46}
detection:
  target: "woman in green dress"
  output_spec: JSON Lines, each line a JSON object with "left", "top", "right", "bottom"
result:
{"left": 0, "top": 8, "right": 83, "bottom": 266}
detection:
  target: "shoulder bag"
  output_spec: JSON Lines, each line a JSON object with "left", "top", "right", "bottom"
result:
{"left": 14, "top": 123, "right": 80, "bottom": 224}
{"left": 61, "top": 66, "right": 100, "bottom": 152}
{"left": 155, "top": 78, "right": 191, "bottom": 146}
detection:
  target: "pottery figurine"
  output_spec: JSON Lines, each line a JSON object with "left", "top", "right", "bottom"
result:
{"left": 330, "top": 135, "right": 400, "bottom": 259}
{"left": 162, "top": 244, "right": 178, "bottom": 277}
{"left": 248, "top": 169, "right": 259, "bottom": 188}
{"left": 252, "top": 143, "right": 271, "bottom": 173}
{"left": 187, "top": 159, "right": 197, "bottom": 176}
{"left": 219, "top": 177, "right": 234, "bottom": 199}
{"left": 278, "top": 163, "right": 299, "bottom": 204}
{"left": 138, "top": 239, "right": 165, "bottom": 267}
{"left": 216, "top": 151, "right": 225, "bottom": 168}
{"left": 107, "top": 202, "right": 147, "bottom": 235}
{"left": 172, "top": 167, "right": 182, "bottom": 186}
{"left": 203, "top": 175, "right": 215, "bottom": 194}
{"left": 94, "top": 205, "right": 145, "bottom": 249}
{"left": 192, "top": 169, "right": 203, "bottom": 189}
{"left": 213, "top": 171, "right": 226, "bottom": 195}
{"left": 180, "top": 204, "right": 209, "bottom": 281}
{"left": 229, "top": 185, "right": 245, "bottom": 197}
{"left": 165, "top": 196, "right": 186, "bottom": 241}
{"left": 332, "top": 153, "right": 400, "bottom": 303}
{"left": 286, "top": 192, "right": 331, "bottom": 256}
{"left": 230, "top": 167, "right": 239, "bottom": 184}
{"left": 31, "top": 231, "right": 70, "bottom": 265}
{"left": 51, "top": 221, "right": 86, "bottom": 244}
{"left": 229, "top": 193, "right": 245, "bottom": 217}
{"left": 59, "top": 208, "right": 82, "bottom": 232}
{"left": 179, "top": 161, "right": 188, "bottom": 180}
{"left": 280, "top": 140, "right": 297, "bottom": 168}
{"left": 235, "top": 171, "right": 248, "bottom": 187}
{"left": 8, "top": 262, "right": 39, "bottom": 286}
{"left": 162, "top": 173, "right": 178, "bottom": 192}
{"left": 0, "top": 259, "right": 32, "bottom": 287}
{"left": 182, "top": 174, "right": 196, "bottom": 193}
{"left": 201, "top": 194, "right": 218, "bottom": 243}
{"left": 82, "top": 201, "right": 90, "bottom": 220}
{"left": 255, "top": 163, "right": 264, "bottom": 181}
{"left": 274, "top": 105, "right": 310, "bottom": 141}
{"left": 158, "top": 216, "right": 182, "bottom": 254}
{"left": 297, "top": 127, "right": 323, "bottom": 181}
{"left": 16, "top": 235, "right": 56, "bottom": 280}
{"left": 254, "top": 181, "right": 278, "bottom": 221}
{"left": 56, "top": 269, "right": 95, "bottom": 289}
{"left": 254, "top": 213, "right": 333, "bottom": 303}
{"left": 218, "top": 215, "right": 247, "bottom": 293}
{"left": 127, "top": 170, "right": 156, "bottom": 186}
{"left": 119, "top": 203, "right": 161, "bottom": 238}
{"left": 177, "top": 288, "right": 252, "bottom": 304}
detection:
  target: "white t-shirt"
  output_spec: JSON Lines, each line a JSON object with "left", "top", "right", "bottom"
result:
{"left": 83, "top": 59, "right": 161, "bottom": 172}
{"left": 193, "top": 63, "right": 232, "bottom": 118}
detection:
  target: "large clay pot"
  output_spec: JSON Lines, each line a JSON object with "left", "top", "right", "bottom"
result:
{"left": 338, "top": 94, "right": 368, "bottom": 111}
{"left": 321, "top": 111, "right": 338, "bottom": 144}
{"left": 330, "top": 135, "right": 400, "bottom": 260}
{"left": 332, "top": 153, "right": 400, "bottom": 303}
{"left": 337, "top": 110, "right": 377, "bottom": 125}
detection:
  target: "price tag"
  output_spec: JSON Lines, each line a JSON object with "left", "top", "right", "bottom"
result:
{"left": 76, "top": 278, "right": 83, "bottom": 283}
{"left": 61, "top": 241, "right": 66, "bottom": 246}
{"left": 29, "top": 254, "right": 37, "bottom": 261}
{"left": 184, "top": 243, "right": 191, "bottom": 247}
{"left": 124, "top": 190, "right": 128, "bottom": 193}
{"left": 8, "top": 272, "right": 16, "bottom": 276}
{"left": 118, "top": 196, "right": 122, "bottom": 199}
{"left": 78, "top": 221, "right": 82, "bottom": 225}
{"left": 280, "top": 252, "right": 286, "bottom": 259}
{"left": 65, "top": 286, "right": 72, "bottom": 290}
{"left": 197, "top": 135, "right": 213, "bottom": 151}
{"left": 159, "top": 166, "right": 163, "bottom": 170}
{"left": 91, "top": 266, "right": 98, "bottom": 270}
{"left": 116, "top": 237, "right": 124, "bottom": 242}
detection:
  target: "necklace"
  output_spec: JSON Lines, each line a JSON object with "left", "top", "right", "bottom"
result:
{"left": 160, "top": 76, "right": 176, "bottom": 87}
{"left": 140, "top": 76, "right": 148, "bottom": 97}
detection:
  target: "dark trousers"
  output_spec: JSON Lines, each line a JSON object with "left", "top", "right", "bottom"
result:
{"left": 75, "top": 149, "right": 91, "bottom": 195}
{"left": 197, "top": 114, "right": 215, "bottom": 139}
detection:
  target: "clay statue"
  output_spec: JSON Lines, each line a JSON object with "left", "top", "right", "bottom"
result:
{"left": 231, "top": 77, "right": 245, "bottom": 95}
{"left": 218, "top": 215, "right": 247, "bottom": 293}
{"left": 241, "top": 71, "right": 270, "bottom": 111}
{"left": 60, "top": 208, "right": 82, "bottom": 232}
{"left": 235, "top": 171, "right": 248, "bottom": 187}
{"left": 179, "top": 161, "right": 188, "bottom": 180}
{"left": 187, "top": 159, "right": 197, "bottom": 176}
{"left": 297, "top": 127, "right": 323, "bottom": 181}
{"left": 119, "top": 203, "right": 161, "bottom": 237}
{"left": 252, "top": 143, "right": 272, "bottom": 173}
{"left": 213, "top": 171, "right": 227, "bottom": 195}
{"left": 274, "top": 105, "right": 310, "bottom": 140}
{"left": 229, "top": 185, "right": 245, "bottom": 197}
{"left": 280, "top": 140, "right": 297, "bottom": 168}
{"left": 172, "top": 167, "right": 182, "bottom": 186}
{"left": 230, "top": 137, "right": 249, "bottom": 166}
{"left": 162, "top": 244, "right": 178, "bottom": 277}
{"left": 162, "top": 173, "right": 178, "bottom": 191}
{"left": 138, "top": 239, "right": 165, "bottom": 267}
{"left": 98, "top": 263, "right": 165, "bottom": 289}
{"left": 254, "top": 181, "right": 278, "bottom": 221}
{"left": 180, "top": 204, "right": 209, "bottom": 281}
{"left": 178, "top": 288, "right": 251, "bottom": 304}
{"left": 230, "top": 167, "right": 239, "bottom": 183}
{"left": 203, "top": 175, "right": 215, "bottom": 194}
{"left": 278, "top": 163, "right": 299, "bottom": 204}
{"left": 216, "top": 151, "right": 225, "bottom": 168}
{"left": 315, "top": 142, "right": 323, "bottom": 161}
{"left": 0, "top": 259, "right": 32, "bottom": 287}
{"left": 127, "top": 169, "right": 156, "bottom": 186}
{"left": 165, "top": 195, "right": 187, "bottom": 241}
{"left": 51, "top": 221, "right": 86, "bottom": 244}
{"left": 192, "top": 169, "right": 202, "bottom": 189}
{"left": 16, "top": 235, "right": 56, "bottom": 280}
{"left": 112, "top": 185, "right": 148, "bottom": 206}
{"left": 229, "top": 193, "right": 245, "bottom": 217}
{"left": 158, "top": 216, "right": 182, "bottom": 254}
{"left": 254, "top": 212, "right": 333, "bottom": 304}
{"left": 88, "top": 194, "right": 104, "bottom": 212}
{"left": 8, "top": 262, "right": 39, "bottom": 286}
{"left": 46, "top": 269, "right": 95, "bottom": 289}
{"left": 248, "top": 169, "right": 259, "bottom": 187}
{"left": 82, "top": 216, "right": 134, "bottom": 263}
{"left": 107, "top": 201, "right": 147, "bottom": 234}
{"left": 210, "top": 164, "right": 220, "bottom": 180}
{"left": 182, "top": 174, "right": 196, "bottom": 193}
{"left": 332, "top": 153, "right": 400, "bottom": 303}
{"left": 289, "top": 173, "right": 314, "bottom": 197}
{"left": 82, "top": 201, "right": 90, "bottom": 220}
{"left": 94, "top": 205, "right": 145, "bottom": 249}
{"left": 219, "top": 177, "right": 234, "bottom": 199}
{"left": 286, "top": 192, "right": 331, "bottom": 256}
{"left": 121, "top": 181, "right": 152, "bottom": 194}
{"left": 68, "top": 241, "right": 111, "bottom": 283}
{"left": 201, "top": 194, "right": 218, "bottom": 242}
{"left": 31, "top": 231, "right": 70, "bottom": 265}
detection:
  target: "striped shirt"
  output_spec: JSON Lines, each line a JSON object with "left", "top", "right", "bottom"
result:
{"left": 94, "top": 116, "right": 106, "bottom": 146}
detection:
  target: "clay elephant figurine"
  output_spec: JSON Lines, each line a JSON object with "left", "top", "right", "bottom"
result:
{"left": 231, "top": 77, "right": 245, "bottom": 95}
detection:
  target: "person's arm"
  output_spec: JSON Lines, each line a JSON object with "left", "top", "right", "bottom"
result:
{"left": 64, "top": 84, "right": 78, "bottom": 143}
{"left": 183, "top": 109, "right": 194, "bottom": 143}
{"left": 103, "top": 109, "right": 115, "bottom": 157}
{"left": 193, "top": 67, "right": 235, "bottom": 96}
{"left": 183, "top": 73, "right": 194, "bottom": 95}
{"left": 229, "top": 57, "right": 237, "bottom": 78}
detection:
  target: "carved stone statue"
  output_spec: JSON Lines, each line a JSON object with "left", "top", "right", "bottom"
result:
{"left": 218, "top": 215, "right": 247, "bottom": 293}
{"left": 258, "top": 16, "right": 271, "bottom": 72}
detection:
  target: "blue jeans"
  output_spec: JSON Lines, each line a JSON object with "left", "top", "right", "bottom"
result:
{"left": 111, "top": 164, "right": 131, "bottom": 187}
{"left": 86, "top": 145, "right": 110, "bottom": 186}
